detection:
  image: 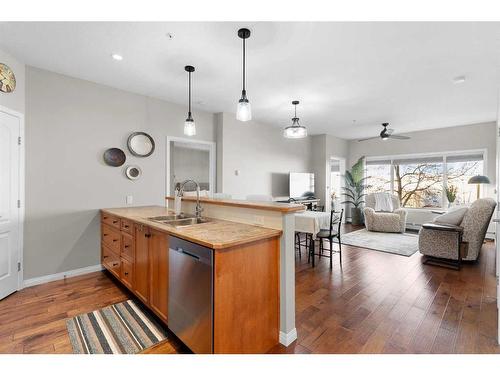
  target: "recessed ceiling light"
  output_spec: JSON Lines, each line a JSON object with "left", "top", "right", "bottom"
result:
{"left": 166, "top": 33, "right": 174, "bottom": 40}
{"left": 452, "top": 75, "right": 466, "bottom": 84}
{"left": 111, "top": 54, "right": 123, "bottom": 61}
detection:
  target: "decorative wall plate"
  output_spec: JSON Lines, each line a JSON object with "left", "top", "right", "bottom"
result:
{"left": 0, "top": 63, "right": 16, "bottom": 93}
{"left": 127, "top": 132, "right": 155, "bottom": 157}
{"left": 103, "top": 148, "right": 126, "bottom": 167}
{"left": 125, "top": 165, "right": 142, "bottom": 180}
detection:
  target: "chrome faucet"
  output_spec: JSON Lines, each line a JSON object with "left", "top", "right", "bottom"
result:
{"left": 179, "top": 179, "right": 204, "bottom": 220}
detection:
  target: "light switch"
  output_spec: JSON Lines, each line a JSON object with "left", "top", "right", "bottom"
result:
{"left": 126, "top": 195, "right": 133, "bottom": 205}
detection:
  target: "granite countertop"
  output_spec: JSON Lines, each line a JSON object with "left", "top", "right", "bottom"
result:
{"left": 101, "top": 206, "right": 282, "bottom": 250}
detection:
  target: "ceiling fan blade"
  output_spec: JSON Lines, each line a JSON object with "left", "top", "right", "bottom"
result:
{"left": 357, "top": 136, "right": 380, "bottom": 142}
{"left": 386, "top": 128, "right": 394, "bottom": 135}
{"left": 389, "top": 134, "right": 411, "bottom": 140}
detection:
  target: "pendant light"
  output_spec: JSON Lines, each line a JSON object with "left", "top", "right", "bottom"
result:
{"left": 284, "top": 100, "right": 307, "bottom": 139}
{"left": 183, "top": 65, "right": 196, "bottom": 136}
{"left": 236, "top": 28, "right": 252, "bottom": 122}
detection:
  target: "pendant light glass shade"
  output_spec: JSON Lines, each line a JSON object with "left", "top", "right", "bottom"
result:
{"left": 183, "top": 65, "right": 196, "bottom": 136}
{"left": 184, "top": 118, "right": 196, "bottom": 136}
{"left": 237, "top": 28, "right": 252, "bottom": 122}
{"left": 284, "top": 101, "right": 307, "bottom": 139}
{"left": 237, "top": 97, "right": 252, "bottom": 121}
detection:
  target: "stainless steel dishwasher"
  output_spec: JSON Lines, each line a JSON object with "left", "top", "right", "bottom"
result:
{"left": 168, "top": 236, "right": 213, "bottom": 354}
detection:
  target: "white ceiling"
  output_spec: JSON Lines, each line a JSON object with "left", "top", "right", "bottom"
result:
{"left": 1, "top": 22, "right": 499, "bottom": 139}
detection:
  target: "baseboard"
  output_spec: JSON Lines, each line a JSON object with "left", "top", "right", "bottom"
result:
{"left": 279, "top": 328, "right": 298, "bottom": 346}
{"left": 23, "top": 264, "right": 104, "bottom": 288}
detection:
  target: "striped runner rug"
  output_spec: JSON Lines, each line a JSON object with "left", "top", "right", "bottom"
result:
{"left": 66, "top": 300, "right": 168, "bottom": 354}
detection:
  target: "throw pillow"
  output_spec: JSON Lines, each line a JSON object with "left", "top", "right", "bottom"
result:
{"left": 433, "top": 207, "right": 468, "bottom": 226}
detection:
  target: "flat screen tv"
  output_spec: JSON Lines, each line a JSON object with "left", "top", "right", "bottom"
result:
{"left": 289, "top": 172, "right": 315, "bottom": 199}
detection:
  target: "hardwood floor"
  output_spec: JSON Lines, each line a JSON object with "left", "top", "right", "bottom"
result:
{"left": 0, "top": 226, "right": 498, "bottom": 354}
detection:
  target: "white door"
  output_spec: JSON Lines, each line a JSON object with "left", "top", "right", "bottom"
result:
{"left": 0, "top": 110, "right": 21, "bottom": 300}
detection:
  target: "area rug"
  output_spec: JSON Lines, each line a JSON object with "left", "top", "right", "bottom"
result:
{"left": 66, "top": 300, "right": 167, "bottom": 354}
{"left": 341, "top": 229, "right": 419, "bottom": 256}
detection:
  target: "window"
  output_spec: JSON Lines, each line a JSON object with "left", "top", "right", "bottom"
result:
{"left": 365, "top": 151, "right": 485, "bottom": 209}
{"left": 446, "top": 154, "right": 484, "bottom": 205}
{"left": 366, "top": 160, "right": 392, "bottom": 194}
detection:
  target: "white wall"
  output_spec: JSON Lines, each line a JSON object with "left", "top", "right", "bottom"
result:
{"left": 25, "top": 67, "right": 216, "bottom": 279}
{"left": 217, "top": 112, "right": 312, "bottom": 199}
{"left": 0, "top": 48, "right": 25, "bottom": 114}
{"left": 310, "top": 134, "right": 350, "bottom": 206}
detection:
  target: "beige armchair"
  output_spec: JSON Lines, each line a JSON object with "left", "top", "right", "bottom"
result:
{"left": 419, "top": 198, "right": 496, "bottom": 265}
{"left": 364, "top": 193, "right": 407, "bottom": 233}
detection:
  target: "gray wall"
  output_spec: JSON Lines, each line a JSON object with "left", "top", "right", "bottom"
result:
{"left": 0, "top": 48, "right": 25, "bottom": 114}
{"left": 170, "top": 144, "right": 210, "bottom": 191}
{"left": 25, "top": 67, "right": 216, "bottom": 279}
{"left": 217, "top": 112, "right": 313, "bottom": 199}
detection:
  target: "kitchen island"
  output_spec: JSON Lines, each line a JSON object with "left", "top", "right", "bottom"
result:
{"left": 100, "top": 206, "right": 282, "bottom": 354}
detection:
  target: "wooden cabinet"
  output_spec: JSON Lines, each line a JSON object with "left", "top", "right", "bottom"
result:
{"left": 134, "top": 224, "right": 150, "bottom": 304}
{"left": 148, "top": 229, "right": 169, "bottom": 323}
{"left": 102, "top": 224, "right": 121, "bottom": 254}
{"left": 102, "top": 213, "right": 121, "bottom": 230}
{"left": 121, "top": 257, "right": 134, "bottom": 290}
{"left": 102, "top": 244, "right": 121, "bottom": 279}
{"left": 121, "top": 232, "right": 135, "bottom": 261}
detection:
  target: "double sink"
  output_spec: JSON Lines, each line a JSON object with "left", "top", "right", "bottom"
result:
{"left": 148, "top": 213, "right": 212, "bottom": 228}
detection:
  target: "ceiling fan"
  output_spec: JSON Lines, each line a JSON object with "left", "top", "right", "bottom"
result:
{"left": 358, "top": 123, "right": 411, "bottom": 142}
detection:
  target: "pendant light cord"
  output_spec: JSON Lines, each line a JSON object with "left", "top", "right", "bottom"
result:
{"left": 188, "top": 71, "right": 192, "bottom": 116}
{"left": 242, "top": 37, "right": 246, "bottom": 93}
{"left": 294, "top": 103, "right": 297, "bottom": 118}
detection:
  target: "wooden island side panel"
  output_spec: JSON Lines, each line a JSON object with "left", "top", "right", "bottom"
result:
{"left": 213, "top": 237, "right": 280, "bottom": 354}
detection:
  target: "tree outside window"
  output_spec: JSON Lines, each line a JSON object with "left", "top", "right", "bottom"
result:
{"left": 365, "top": 152, "right": 484, "bottom": 209}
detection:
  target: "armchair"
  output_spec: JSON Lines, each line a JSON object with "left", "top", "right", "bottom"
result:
{"left": 364, "top": 193, "right": 407, "bottom": 233}
{"left": 419, "top": 198, "right": 496, "bottom": 267}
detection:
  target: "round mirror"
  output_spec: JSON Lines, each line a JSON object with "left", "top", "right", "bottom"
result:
{"left": 125, "top": 165, "right": 142, "bottom": 180}
{"left": 127, "top": 132, "right": 155, "bottom": 157}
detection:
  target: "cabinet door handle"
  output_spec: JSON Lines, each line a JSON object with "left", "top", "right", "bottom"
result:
{"left": 103, "top": 255, "right": 108, "bottom": 259}
{"left": 124, "top": 272, "right": 129, "bottom": 276}
{"left": 124, "top": 225, "right": 129, "bottom": 229}
{"left": 113, "top": 220, "right": 118, "bottom": 224}
{"left": 103, "top": 233, "right": 108, "bottom": 236}
{"left": 113, "top": 239, "right": 118, "bottom": 242}
{"left": 145, "top": 233, "right": 151, "bottom": 238}
{"left": 124, "top": 245, "right": 129, "bottom": 248}
{"left": 112, "top": 262, "right": 119, "bottom": 267}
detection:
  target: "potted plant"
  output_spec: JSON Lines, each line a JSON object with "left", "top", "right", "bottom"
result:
{"left": 341, "top": 157, "right": 370, "bottom": 225}
{"left": 445, "top": 185, "right": 457, "bottom": 208}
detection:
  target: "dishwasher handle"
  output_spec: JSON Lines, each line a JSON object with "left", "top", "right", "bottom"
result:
{"left": 173, "top": 247, "right": 200, "bottom": 261}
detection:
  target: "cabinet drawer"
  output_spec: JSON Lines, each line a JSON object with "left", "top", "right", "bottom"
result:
{"left": 121, "top": 232, "right": 135, "bottom": 261}
{"left": 102, "top": 213, "right": 121, "bottom": 230}
{"left": 121, "top": 257, "right": 134, "bottom": 290}
{"left": 102, "top": 245, "right": 121, "bottom": 278}
{"left": 121, "top": 218, "right": 134, "bottom": 234}
{"left": 102, "top": 224, "right": 121, "bottom": 254}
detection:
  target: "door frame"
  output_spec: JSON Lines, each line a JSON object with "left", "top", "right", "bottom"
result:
{"left": 165, "top": 136, "right": 216, "bottom": 197}
{"left": 326, "top": 155, "right": 346, "bottom": 219}
{"left": 0, "top": 105, "right": 25, "bottom": 291}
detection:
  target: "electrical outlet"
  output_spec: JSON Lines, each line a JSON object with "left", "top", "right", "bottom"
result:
{"left": 253, "top": 215, "right": 265, "bottom": 226}
{"left": 126, "top": 195, "right": 133, "bottom": 205}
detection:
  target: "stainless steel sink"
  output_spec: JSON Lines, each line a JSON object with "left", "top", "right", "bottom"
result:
{"left": 167, "top": 217, "right": 212, "bottom": 227}
{"left": 147, "top": 214, "right": 212, "bottom": 227}
{"left": 148, "top": 214, "right": 194, "bottom": 223}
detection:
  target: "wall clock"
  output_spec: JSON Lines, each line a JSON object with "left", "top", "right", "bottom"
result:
{"left": 127, "top": 132, "right": 155, "bottom": 157}
{"left": 0, "top": 63, "right": 16, "bottom": 93}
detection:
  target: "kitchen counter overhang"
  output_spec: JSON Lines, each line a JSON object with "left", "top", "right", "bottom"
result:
{"left": 101, "top": 205, "right": 282, "bottom": 249}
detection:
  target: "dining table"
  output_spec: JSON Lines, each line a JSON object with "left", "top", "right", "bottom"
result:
{"left": 295, "top": 210, "right": 337, "bottom": 238}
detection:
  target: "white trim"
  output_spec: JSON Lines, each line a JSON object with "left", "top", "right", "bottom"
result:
{"left": 279, "top": 328, "right": 298, "bottom": 346}
{"left": 165, "top": 136, "right": 216, "bottom": 197}
{"left": 0, "top": 105, "right": 25, "bottom": 292}
{"left": 23, "top": 264, "right": 104, "bottom": 288}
